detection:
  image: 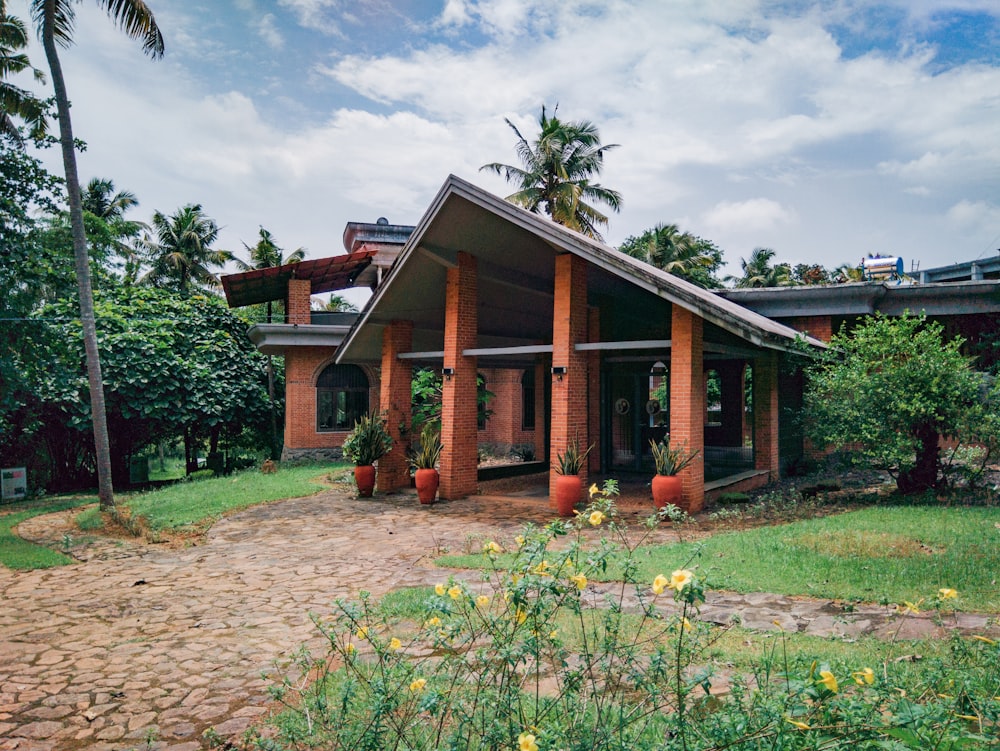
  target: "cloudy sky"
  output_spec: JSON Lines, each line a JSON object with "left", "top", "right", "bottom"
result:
{"left": 10, "top": 0, "right": 1000, "bottom": 299}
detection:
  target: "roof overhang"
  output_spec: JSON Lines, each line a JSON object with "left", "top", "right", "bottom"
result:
{"left": 248, "top": 323, "right": 354, "bottom": 356}
{"left": 221, "top": 250, "right": 376, "bottom": 308}
{"left": 335, "top": 175, "right": 825, "bottom": 365}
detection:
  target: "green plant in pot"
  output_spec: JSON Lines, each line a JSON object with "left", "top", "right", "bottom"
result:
{"left": 343, "top": 413, "right": 393, "bottom": 497}
{"left": 649, "top": 437, "right": 698, "bottom": 511}
{"left": 552, "top": 435, "right": 593, "bottom": 517}
{"left": 410, "top": 424, "right": 442, "bottom": 505}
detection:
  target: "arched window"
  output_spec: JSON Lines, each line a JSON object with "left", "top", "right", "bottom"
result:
{"left": 317, "top": 364, "right": 369, "bottom": 432}
{"left": 521, "top": 369, "right": 536, "bottom": 430}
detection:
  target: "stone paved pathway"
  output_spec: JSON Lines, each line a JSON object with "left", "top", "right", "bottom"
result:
{"left": 1, "top": 488, "right": 997, "bottom": 750}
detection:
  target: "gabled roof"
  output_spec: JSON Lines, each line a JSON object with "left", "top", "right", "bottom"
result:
{"left": 336, "top": 175, "right": 824, "bottom": 363}
{"left": 221, "top": 250, "right": 375, "bottom": 308}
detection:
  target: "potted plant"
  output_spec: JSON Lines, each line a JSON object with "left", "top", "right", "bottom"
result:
{"left": 552, "top": 435, "right": 593, "bottom": 516}
{"left": 343, "top": 413, "right": 393, "bottom": 497}
{"left": 649, "top": 437, "right": 699, "bottom": 511}
{"left": 410, "top": 423, "right": 442, "bottom": 504}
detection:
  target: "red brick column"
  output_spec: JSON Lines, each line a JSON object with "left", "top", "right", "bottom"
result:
{"left": 786, "top": 315, "right": 833, "bottom": 342}
{"left": 670, "top": 305, "right": 705, "bottom": 512}
{"left": 378, "top": 320, "right": 413, "bottom": 492}
{"left": 286, "top": 279, "right": 311, "bottom": 324}
{"left": 753, "top": 351, "right": 780, "bottom": 479}
{"left": 440, "top": 253, "right": 478, "bottom": 499}
{"left": 587, "top": 307, "right": 601, "bottom": 475}
{"left": 549, "top": 254, "right": 589, "bottom": 504}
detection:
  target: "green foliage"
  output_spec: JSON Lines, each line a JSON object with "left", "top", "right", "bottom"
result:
{"left": 409, "top": 424, "right": 442, "bottom": 470}
{"left": 803, "top": 314, "right": 1000, "bottom": 494}
{"left": 410, "top": 367, "right": 494, "bottom": 431}
{"left": 139, "top": 203, "right": 232, "bottom": 293}
{"left": 343, "top": 413, "right": 393, "bottom": 466}
{"left": 12, "top": 287, "right": 272, "bottom": 490}
{"left": 260, "top": 482, "right": 1000, "bottom": 750}
{"left": 619, "top": 223, "right": 724, "bottom": 289}
{"left": 650, "top": 437, "right": 699, "bottom": 475}
{"left": 553, "top": 434, "right": 592, "bottom": 475}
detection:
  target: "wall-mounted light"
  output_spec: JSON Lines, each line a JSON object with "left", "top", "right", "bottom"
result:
{"left": 551, "top": 366, "right": 567, "bottom": 381}
{"left": 442, "top": 367, "right": 455, "bottom": 381}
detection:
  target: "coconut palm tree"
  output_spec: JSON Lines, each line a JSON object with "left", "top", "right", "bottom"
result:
{"left": 480, "top": 105, "right": 622, "bottom": 240}
{"left": 727, "top": 247, "right": 793, "bottom": 288}
{"left": 32, "top": 0, "right": 164, "bottom": 511}
{"left": 141, "top": 204, "right": 232, "bottom": 293}
{"left": 619, "top": 223, "right": 724, "bottom": 288}
{"left": 0, "top": 2, "right": 46, "bottom": 141}
{"left": 82, "top": 177, "right": 146, "bottom": 284}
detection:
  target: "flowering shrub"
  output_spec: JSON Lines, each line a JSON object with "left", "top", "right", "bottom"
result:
{"left": 253, "top": 481, "right": 1000, "bottom": 750}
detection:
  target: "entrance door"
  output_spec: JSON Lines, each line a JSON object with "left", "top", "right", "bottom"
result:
{"left": 605, "top": 361, "right": 669, "bottom": 473}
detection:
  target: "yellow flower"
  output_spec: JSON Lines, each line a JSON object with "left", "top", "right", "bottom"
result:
{"left": 852, "top": 668, "right": 875, "bottom": 685}
{"left": 425, "top": 616, "right": 441, "bottom": 628}
{"left": 344, "top": 642, "right": 356, "bottom": 654}
{"left": 588, "top": 483, "right": 600, "bottom": 497}
{"left": 818, "top": 670, "right": 838, "bottom": 693}
{"left": 448, "top": 586, "right": 463, "bottom": 600}
{"left": 588, "top": 510, "right": 605, "bottom": 527}
{"left": 532, "top": 560, "right": 551, "bottom": 576}
{"left": 570, "top": 573, "right": 588, "bottom": 591}
{"left": 483, "top": 541, "right": 503, "bottom": 555}
{"left": 356, "top": 626, "right": 368, "bottom": 641}
{"left": 652, "top": 574, "right": 670, "bottom": 595}
{"left": 786, "top": 718, "right": 811, "bottom": 731}
{"left": 681, "top": 616, "right": 693, "bottom": 632}
{"left": 515, "top": 535, "right": 526, "bottom": 547}
{"left": 518, "top": 732, "right": 539, "bottom": 751}
{"left": 938, "top": 588, "right": 958, "bottom": 600}
{"left": 972, "top": 635, "right": 996, "bottom": 645}
{"left": 898, "top": 599, "right": 923, "bottom": 615}
{"left": 549, "top": 629, "right": 558, "bottom": 639}
{"left": 409, "top": 678, "right": 427, "bottom": 693}
{"left": 670, "top": 569, "right": 693, "bottom": 591}
{"left": 514, "top": 608, "right": 527, "bottom": 625}
{"left": 389, "top": 637, "right": 402, "bottom": 651}
{"left": 476, "top": 594, "right": 490, "bottom": 608}
{"left": 435, "top": 583, "right": 446, "bottom": 596}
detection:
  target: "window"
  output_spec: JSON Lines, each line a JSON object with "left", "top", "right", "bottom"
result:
{"left": 521, "top": 369, "right": 536, "bottom": 430}
{"left": 317, "top": 364, "right": 369, "bottom": 432}
{"left": 478, "top": 373, "right": 488, "bottom": 430}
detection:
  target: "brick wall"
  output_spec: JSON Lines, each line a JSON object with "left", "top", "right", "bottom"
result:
{"left": 753, "top": 351, "right": 781, "bottom": 478}
{"left": 478, "top": 367, "right": 536, "bottom": 451}
{"left": 670, "top": 305, "right": 706, "bottom": 512}
{"left": 286, "top": 279, "right": 312, "bottom": 325}
{"left": 378, "top": 320, "right": 413, "bottom": 492}
{"left": 784, "top": 315, "right": 833, "bottom": 342}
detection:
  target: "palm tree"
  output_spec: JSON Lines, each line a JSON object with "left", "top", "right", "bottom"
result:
{"left": 232, "top": 227, "right": 306, "bottom": 322}
{"left": 325, "top": 295, "right": 358, "bottom": 313}
{"left": 141, "top": 204, "right": 231, "bottom": 293}
{"left": 32, "top": 0, "right": 164, "bottom": 511}
{"left": 727, "top": 247, "right": 793, "bottom": 288}
{"left": 0, "top": 2, "right": 46, "bottom": 141}
{"left": 480, "top": 105, "right": 622, "bottom": 240}
{"left": 232, "top": 227, "right": 306, "bottom": 459}
{"left": 82, "top": 177, "right": 146, "bottom": 284}
{"left": 619, "top": 223, "right": 724, "bottom": 288}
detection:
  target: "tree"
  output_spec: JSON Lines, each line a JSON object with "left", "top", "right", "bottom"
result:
{"left": 0, "top": 2, "right": 46, "bottom": 140}
{"left": 81, "top": 177, "right": 146, "bottom": 283}
{"left": 232, "top": 226, "right": 306, "bottom": 459}
{"left": 324, "top": 295, "right": 358, "bottom": 313}
{"left": 140, "top": 203, "right": 231, "bottom": 293}
{"left": 802, "top": 314, "right": 1000, "bottom": 494}
{"left": 619, "top": 223, "right": 724, "bottom": 288}
{"left": 20, "top": 287, "right": 271, "bottom": 488}
{"left": 480, "top": 105, "right": 621, "bottom": 241}
{"left": 726, "top": 247, "right": 793, "bottom": 288}
{"left": 31, "top": 0, "right": 164, "bottom": 511}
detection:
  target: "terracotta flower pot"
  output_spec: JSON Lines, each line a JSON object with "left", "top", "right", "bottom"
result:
{"left": 652, "top": 474, "right": 683, "bottom": 510}
{"left": 354, "top": 464, "right": 376, "bottom": 498}
{"left": 415, "top": 468, "right": 439, "bottom": 504}
{"left": 554, "top": 474, "right": 582, "bottom": 517}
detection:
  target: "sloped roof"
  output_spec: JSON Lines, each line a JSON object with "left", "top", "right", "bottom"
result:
{"left": 336, "top": 175, "right": 824, "bottom": 363}
{"left": 221, "top": 250, "right": 375, "bottom": 308}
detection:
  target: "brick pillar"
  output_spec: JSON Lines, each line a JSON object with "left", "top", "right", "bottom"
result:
{"left": 440, "top": 253, "right": 478, "bottom": 499}
{"left": 549, "top": 254, "right": 589, "bottom": 504}
{"left": 378, "top": 320, "right": 413, "bottom": 492}
{"left": 287, "top": 278, "right": 311, "bottom": 324}
{"left": 670, "top": 305, "right": 705, "bottom": 513}
{"left": 753, "top": 351, "right": 780, "bottom": 479}
{"left": 587, "top": 307, "right": 601, "bottom": 475}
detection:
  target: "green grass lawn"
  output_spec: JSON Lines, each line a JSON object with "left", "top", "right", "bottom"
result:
{"left": 439, "top": 504, "right": 1000, "bottom": 612}
{"left": 0, "top": 495, "right": 97, "bottom": 570}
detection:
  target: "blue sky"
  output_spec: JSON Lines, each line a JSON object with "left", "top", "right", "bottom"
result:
{"left": 10, "top": 0, "right": 1000, "bottom": 301}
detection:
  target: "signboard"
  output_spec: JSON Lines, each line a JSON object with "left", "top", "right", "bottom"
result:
{"left": 1, "top": 467, "right": 27, "bottom": 501}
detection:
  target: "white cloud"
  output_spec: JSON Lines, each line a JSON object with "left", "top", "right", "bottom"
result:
{"left": 947, "top": 199, "right": 1000, "bottom": 228}
{"left": 256, "top": 14, "right": 285, "bottom": 50}
{"left": 700, "top": 199, "right": 797, "bottom": 235}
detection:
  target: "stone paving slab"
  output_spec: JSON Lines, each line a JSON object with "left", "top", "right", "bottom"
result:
{"left": 1, "top": 488, "right": 997, "bottom": 750}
